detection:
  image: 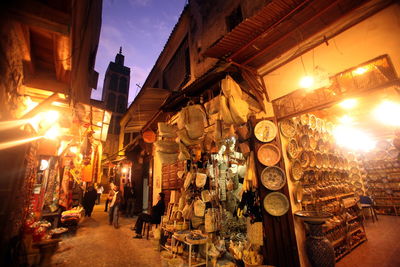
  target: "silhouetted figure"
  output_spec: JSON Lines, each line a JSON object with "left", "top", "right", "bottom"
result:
{"left": 83, "top": 186, "right": 97, "bottom": 217}
{"left": 133, "top": 192, "right": 165, "bottom": 238}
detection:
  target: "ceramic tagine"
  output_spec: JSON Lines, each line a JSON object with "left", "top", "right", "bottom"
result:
{"left": 294, "top": 210, "right": 335, "bottom": 267}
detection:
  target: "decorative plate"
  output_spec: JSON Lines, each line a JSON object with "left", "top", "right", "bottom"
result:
{"left": 375, "top": 150, "right": 388, "bottom": 160}
{"left": 279, "top": 119, "right": 296, "bottom": 138}
{"left": 350, "top": 166, "right": 358, "bottom": 174}
{"left": 300, "top": 114, "right": 309, "bottom": 125}
{"left": 309, "top": 136, "right": 317, "bottom": 150}
{"left": 377, "top": 140, "right": 391, "bottom": 150}
{"left": 320, "top": 119, "right": 326, "bottom": 133}
{"left": 261, "top": 166, "right": 286, "bottom": 191}
{"left": 351, "top": 173, "right": 361, "bottom": 181}
{"left": 388, "top": 148, "right": 399, "bottom": 159}
{"left": 291, "top": 159, "right": 303, "bottom": 181}
{"left": 315, "top": 153, "right": 323, "bottom": 169}
{"left": 257, "top": 143, "right": 281, "bottom": 166}
{"left": 349, "top": 160, "right": 358, "bottom": 169}
{"left": 254, "top": 120, "right": 277, "bottom": 142}
{"left": 315, "top": 118, "right": 322, "bottom": 132}
{"left": 299, "top": 151, "right": 310, "bottom": 168}
{"left": 309, "top": 114, "right": 317, "bottom": 130}
{"left": 263, "top": 192, "right": 290, "bottom": 217}
{"left": 287, "top": 138, "right": 300, "bottom": 159}
{"left": 354, "top": 181, "right": 362, "bottom": 189}
{"left": 300, "top": 134, "right": 310, "bottom": 150}
{"left": 328, "top": 154, "right": 335, "bottom": 168}
{"left": 317, "top": 139, "right": 324, "bottom": 152}
{"left": 322, "top": 154, "right": 329, "bottom": 169}
{"left": 308, "top": 151, "right": 316, "bottom": 168}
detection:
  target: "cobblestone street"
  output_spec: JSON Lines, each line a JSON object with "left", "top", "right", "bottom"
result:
{"left": 51, "top": 204, "right": 161, "bottom": 267}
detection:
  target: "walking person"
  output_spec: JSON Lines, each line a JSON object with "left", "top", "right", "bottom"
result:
{"left": 104, "top": 182, "right": 114, "bottom": 212}
{"left": 133, "top": 192, "right": 165, "bottom": 238}
{"left": 124, "top": 182, "right": 135, "bottom": 217}
{"left": 108, "top": 184, "right": 122, "bottom": 228}
{"left": 96, "top": 183, "right": 104, "bottom": 205}
{"left": 83, "top": 186, "right": 97, "bottom": 217}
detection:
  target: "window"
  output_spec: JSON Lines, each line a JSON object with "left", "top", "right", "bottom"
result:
{"left": 109, "top": 116, "right": 115, "bottom": 134}
{"left": 226, "top": 6, "right": 243, "bottom": 32}
{"left": 119, "top": 77, "right": 128, "bottom": 94}
{"left": 115, "top": 116, "right": 121, "bottom": 134}
{"left": 117, "top": 95, "right": 127, "bottom": 114}
{"left": 163, "top": 36, "right": 190, "bottom": 91}
{"left": 109, "top": 74, "right": 118, "bottom": 92}
{"left": 106, "top": 93, "right": 116, "bottom": 112}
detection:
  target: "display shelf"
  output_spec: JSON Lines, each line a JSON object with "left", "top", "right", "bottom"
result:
{"left": 331, "top": 236, "right": 346, "bottom": 247}
{"left": 348, "top": 226, "right": 363, "bottom": 236}
{"left": 302, "top": 193, "right": 355, "bottom": 205}
{"left": 350, "top": 237, "right": 367, "bottom": 250}
{"left": 171, "top": 235, "right": 208, "bottom": 267}
{"left": 347, "top": 215, "right": 359, "bottom": 222}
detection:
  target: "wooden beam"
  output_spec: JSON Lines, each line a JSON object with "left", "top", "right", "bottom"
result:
{"left": 23, "top": 70, "right": 70, "bottom": 95}
{"left": 21, "top": 93, "right": 59, "bottom": 119}
{"left": 10, "top": 0, "right": 71, "bottom": 36}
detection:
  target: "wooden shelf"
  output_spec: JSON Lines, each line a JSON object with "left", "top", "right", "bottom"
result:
{"left": 350, "top": 237, "right": 367, "bottom": 250}
{"left": 302, "top": 193, "right": 355, "bottom": 204}
{"left": 331, "top": 236, "right": 346, "bottom": 247}
{"left": 348, "top": 226, "right": 363, "bottom": 236}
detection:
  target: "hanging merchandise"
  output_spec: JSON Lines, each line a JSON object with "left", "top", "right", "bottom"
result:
{"left": 221, "top": 75, "right": 249, "bottom": 125}
{"left": 177, "top": 128, "right": 202, "bottom": 146}
{"left": 157, "top": 122, "right": 178, "bottom": 138}
{"left": 196, "top": 172, "right": 207, "bottom": 188}
{"left": 182, "top": 201, "right": 194, "bottom": 220}
{"left": 142, "top": 130, "right": 157, "bottom": 143}
{"left": 205, "top": 208, "right": 217, "bottom": 233}
{"left": 244, "top": 151, "right": 258, "bottom": 190}
{"left": 194, "top": 197, "right": 206, "bottom": 217}
{"left": 81, "top": 164, "right": 93, "bottom": 182}
{"left": 179, "top": 104, "right": 206, "bottom": 140}
{"left": 205, "top": 95, "right": 221, "bottom": 115}
{"left": 178, "top": 142, "right": 191, "bottom": 161}
{"left": 220, "top": 95, "right": 234, "bottom": 125}
{"left": 157, "top": 151, "right": 178, "bottom": 165}
{"left": 246, "top": 218, "right": 264, "bottom": 246}
{"left": 155, "top": 140, "right": 179, "bottom": 154}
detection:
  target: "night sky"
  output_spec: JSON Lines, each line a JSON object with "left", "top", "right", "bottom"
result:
{"left": 90, "top": 0, "right": 186, "bottom": 105}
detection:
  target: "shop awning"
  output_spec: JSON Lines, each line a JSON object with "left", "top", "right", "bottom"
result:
{"left": 204, "top": 0, "right": 391, "bottom": 70}
{"left": 124, "top": 88, "right": 171, "bottom": 133}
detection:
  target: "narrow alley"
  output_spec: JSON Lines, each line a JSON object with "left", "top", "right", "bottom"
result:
{"left": 51, "top": 205, "right": 160, "bottom": 267}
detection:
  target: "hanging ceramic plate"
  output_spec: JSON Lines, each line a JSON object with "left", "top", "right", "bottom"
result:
{"left": 261, "top": 166, "right": 286, "bottom": 191}
{"left": 263, "top": 192, "right": 290, "bottom": 217}
{"left": 351, "top": 173, "right": 361, "bottom": 182}
{"left": 254, "top": 120, "right": 277, "bottom": 143}
{"left": 388, "top": 148, "right": 399, "bottom": 159}
{"left": 349, "top": 160, "right": 358, "bottom": 169}
{"left": 315, "top": 153, "right": 323, "bottom": 169}
{"left": 328, "top": 154, "right": 335, "bottom": 168}
{"left": 377, "top": 140, "right": 391, "bottom": 150}
{"left": 354, "top": 181, "right": 363, "bottom": 189}
{"left": 300, "top": 134, "right": 310, "bottom": 150}
{"left": 309, "top": 114, "right": 317, "bottom": 130}
{"left": 320, "top": 119, "right": 326, "bottom": 133}
{"left": 300, "top": 114, "right": 309, "bottom": 126}
{"left": 291, "top": 159, "right": 303, "bottom": 181}
{"left": 315, "top": 118, "right": 322, "bottom": 132}
{"left": 308, "top": 151, "right": 316, "bottom": 168}
{"left": 322, "top": 154, "right": 329, "bottom": 169}
{"left": 350, "top": 166, "right": 358, "bottom": 174}
{"left": 287, "top": 138, "right": 300, "bottom": 159}
{"left": 375, "top": 150, "right": 388, "bottom": 160}
{"left": 317, "top": 139, "right": 324, "bottom": 152}
{"left": 279, "top": 119, "right": 296, "bottom": 138}
{"left": 257, "top": 143, "right": 281, "bottom": 166}
{"left": 309, "top": 136, "right": 317, "bottom": 150}
{"left": 299, "top": 151, "right": 310, "bottom": 168}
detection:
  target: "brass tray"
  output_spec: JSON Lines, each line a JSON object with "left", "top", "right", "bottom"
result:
{"left": 309, "top": 114, "right": 317, "bottom": 130}
{"left": 299, "top": 151, "right": 310, "bottom": 168}
{"left": 263, "top": 192, "right": 290, "bottom": 217}
{"left": 309, "top": 136, "right": 317, "bottom": 150}
{"left": 316, "top": 118, "right": 322, "bottom": 132}
{"left": 261, "top": 166, "right": 286, "bottom": 191}
{"left": 300, "top": 134, "right": 310, "bottom": 150}
{"left": 315, "top": 153, "right": 323, "bottom": 169}
{"left": 300, "top": 114, "right": 309, "bottom": 126}
{"left": 308, "top": 151, "right": 316, "bottom": 168}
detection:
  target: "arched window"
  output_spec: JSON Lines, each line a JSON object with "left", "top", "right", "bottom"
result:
{"left": 107, "top": 93, "right": 116, "bottom": 112}
{"left": 117, "top": 95, "right": 127, "bottom": 113}
{"left": 109, "top": 74, "right": 118, "bottom": 92}
{"left": 119, "top": 77, "right": 128, "bottom": 94}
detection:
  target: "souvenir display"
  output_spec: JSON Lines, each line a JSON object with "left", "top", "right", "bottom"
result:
{"left": 287, "top": 138, "right": 300, "bottom": 159}
{"left": 299, "top": 151, "right": 310, "bottom": 168}
{"left": 254, "top": 120, "right": 277, "bottom": 142}
{"left": 279, "top": 119, "right": 296, "bottom": 138}
{"left": 309, "top": 114, "right": 317, "bottom": 130}
{"left": 261, "top": 166, "right": 286, "bottom": 191}
{"left": 291, "top": 160, "right": 303, "bottom": 181}
{"left": 263, "top": 192, "right": 290, "bottom": 216}
{"left": 257, "top": 144, "right": 281, "bottom": 166}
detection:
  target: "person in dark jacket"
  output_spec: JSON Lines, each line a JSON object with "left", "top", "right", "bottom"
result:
{"left": 124, "top": 182, "right": 135, "bottom": 217}
{"left": 83, "top": 186, "right": 97, "bottom": 217}
{"left": 133, "top": 192, "right": 165, "bottom": 238}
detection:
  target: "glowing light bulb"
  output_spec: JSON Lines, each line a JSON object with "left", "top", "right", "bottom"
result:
{"left": 44, "top": 110, "right": 59, "bottom": 124}
{"left": 299, "top": 76, "right": 314, "bottom": 89}
{"left": 122, "top": 167, "right": 128, "bottom": 174}
{"left": 333, "top": 125, "right": 376, "bottom": 152}
{"left": 353, "top": 67, "right": 368, "bottom": 75}
{"left": 339, "top": 99, "right": 358, "bottom": 109}
{"left": 70, "top": 146, "right": 78, "bottom": 154}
